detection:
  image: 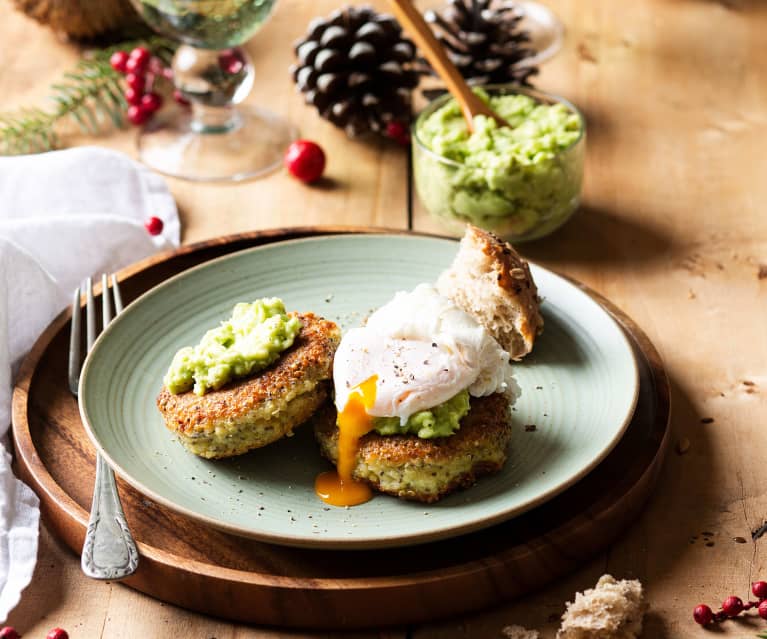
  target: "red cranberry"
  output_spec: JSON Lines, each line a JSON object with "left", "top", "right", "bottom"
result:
{"left": 124, "top": 87, "right": 142, "bottom": 106}
{"left": 173, "top": 89, "right": 190, "bottom": 106}
{"left": 385, "top": 121, "right": 410, "bottom": 145}
{"left": 284, "top": 140, "right": 326, "bottom": 183}
{"left": 693, "top": 604, "right": 713, "bottom": 625}
{"left": 127, "top": 105, "right": 150, "bottom": 126}
{"left": 128, "top": 46, "right": 150, "bottom": 69}
{"left": 140, "top": 92, "right": 163, "bottom": 113}
{"left": 125, "top": 72, "right": 145, "bottom": 93}
{"left": 753, "top": 581, "right": 767, "bottom": 600}
{"left": 0, "top": 626, "right": 20, "bottom": 639}
{"left": 386, "top": 121, "right": 406, "bottom": 138}
{"left": 722, "top": 595, "right": 744, "bottom": 617}
{"left": 218, "top": 49, "right": 244, "bottom": 75}
{"left": 125, "top": 56, "right": 145, "bottom": 74}
{"left": 46, "top": 629, "right": 68, "bottom": 639}
{"left": 148, "top": 56, "right": 166, "bottom": 76}
{"left": 758, "top": 599, "right": 767, "bottom": 620}
{"left": 109, "top": 51, "right": 129, "bottom": 73}
{"left": 144, "top": 216, "right": 164, "bottom": 236}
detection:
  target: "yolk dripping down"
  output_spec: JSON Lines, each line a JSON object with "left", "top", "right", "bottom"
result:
{"left": 314, "top": 375, "right": 378, "bottom": 507}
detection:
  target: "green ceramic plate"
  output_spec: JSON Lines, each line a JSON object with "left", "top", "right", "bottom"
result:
{"left": 79, "top": 234, "right": 639, "bottom": 549}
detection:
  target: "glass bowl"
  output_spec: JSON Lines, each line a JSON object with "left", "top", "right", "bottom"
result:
{"left": 412, "top": 84, "right": 585, "bottom": 242}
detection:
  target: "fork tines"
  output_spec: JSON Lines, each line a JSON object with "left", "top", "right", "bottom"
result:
{"left": 68, "top": 274, "right": 123, "bottom": 397}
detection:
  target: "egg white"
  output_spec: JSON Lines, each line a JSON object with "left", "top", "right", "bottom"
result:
{"left": 333, "top": 284, "right": 514, "bottom": 423}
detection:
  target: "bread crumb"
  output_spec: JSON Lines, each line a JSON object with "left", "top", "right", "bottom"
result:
{"left": 557, "top": 574, "right": 647, "bottom": 639}
{"left": 502, "top": 625, "right": 540, "bottom": 639}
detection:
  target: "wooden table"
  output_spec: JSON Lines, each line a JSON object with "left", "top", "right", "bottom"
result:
{"left": 3, "top": 0, "right": 767, "bottom": 636}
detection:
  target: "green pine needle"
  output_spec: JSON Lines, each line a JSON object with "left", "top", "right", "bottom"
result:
{"left": 0, "top": 37, "right": 176, "bottom": 156}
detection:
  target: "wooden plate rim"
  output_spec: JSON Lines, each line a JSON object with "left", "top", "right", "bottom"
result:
{"left": 11, "top": 225, "right": 671, "bottom": 592}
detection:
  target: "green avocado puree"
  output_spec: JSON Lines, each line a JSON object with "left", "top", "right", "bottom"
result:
{"left": 414, "top": 90, "right": 583, "bottom": 238}
{"left": 164, "top": 298, "right": 301, "bottom": 396}
{"left": 373, "top": 389, "right": 470, "bottom": 439}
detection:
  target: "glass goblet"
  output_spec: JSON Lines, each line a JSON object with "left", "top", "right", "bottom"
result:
{"left": 129, "top": 0, "right": 296, "bottom": 182}
{"left": 516, "top": 1, "right": 564, "bottom": 67}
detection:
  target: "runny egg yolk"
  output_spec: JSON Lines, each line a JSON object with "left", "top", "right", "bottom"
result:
{"left": 314, "top": 375, "right": 378, "bottom": 507}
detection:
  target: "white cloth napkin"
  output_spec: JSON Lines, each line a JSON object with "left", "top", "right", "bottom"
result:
{"left": 0, "top": 146, "right": 180, "bottom": 620}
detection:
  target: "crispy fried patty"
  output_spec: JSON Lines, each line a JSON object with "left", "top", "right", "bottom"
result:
{"left": 313, "top": 393, "right": 512, "bottom": 503}
{"left": 157, "top": 312, "right": 341, "bottom": 459}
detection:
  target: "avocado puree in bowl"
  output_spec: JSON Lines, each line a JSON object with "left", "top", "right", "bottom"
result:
{"left": 413, "top": 85, "right": 585, "bottom": 242}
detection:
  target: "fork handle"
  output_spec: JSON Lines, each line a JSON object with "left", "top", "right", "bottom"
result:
{"left": 81, "top": 454, "right": 140, "bottom": 580}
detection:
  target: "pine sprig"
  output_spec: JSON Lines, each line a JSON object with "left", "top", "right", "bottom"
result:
{"left": 0, "top": 37, "right": 176, "bottom": 156}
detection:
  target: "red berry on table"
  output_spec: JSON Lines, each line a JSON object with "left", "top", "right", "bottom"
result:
{"left": 140, "top": 92, "right": 163, "bottom": 113}
{"left": 124, "top": 87, "right": 142, "bottom": 106}
{"left": 692, "top": 604, "right": 713, "bottom": 625}
{"left": 386, "top": 121, "right": 406, "bottom": 138}
{"left": 46, "top": 629, "right": 68, "bottom": 639}
{"left": 173, "top": 89, "right": 190, "bottom": 106}
{"left": 0, "top": 626, "right": 20, "bottom": 639}
{"left": 385, "top": 121, "right": 410, "bottom": 145}
{"left": 109, "top": 50, "right": 129, "bottom": 73}
{"left": 145, "top": 216, "right": 164, "bottom": 236}
{"left": 284, "top": 140, "right": 326, "bottom": 183}
{"left": 753, "top": 580, "right": 767, "bottom": 599}
{"left": 125, "top": 72, "right": 145, "bottom": 93}
{"left": 722, "top": 595, "right": 744, "bottom": 617}
{"left": 127, "top": 104, "right": 150, "bottom": 126}
{"left": 758, "top": 599, "right": 767, "bottom": 620}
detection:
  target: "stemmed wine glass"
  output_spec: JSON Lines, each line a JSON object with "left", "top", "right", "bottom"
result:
{"left": 128, "top": 0, "right": 296, "bottom": 182}
{"left": 515, "top": 1, "right": 564, "bottom": 67}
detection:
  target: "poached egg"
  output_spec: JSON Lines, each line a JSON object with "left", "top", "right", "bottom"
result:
{"left": 315, "top": 284, "right": 514, "bottom": 507}
{"left": 333, "top": 283, "right": 513, "bottom": 422}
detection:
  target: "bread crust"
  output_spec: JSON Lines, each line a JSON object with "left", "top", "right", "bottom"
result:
{"left": 437, "top": 224, "right": 543, "bottom": 359}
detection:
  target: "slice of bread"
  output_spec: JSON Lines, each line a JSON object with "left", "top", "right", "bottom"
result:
{"left": 556, "top": 574, "right": 647, "bottom": 639}
{"left": 436, "top": 225, "right": 543, "bottom": 360}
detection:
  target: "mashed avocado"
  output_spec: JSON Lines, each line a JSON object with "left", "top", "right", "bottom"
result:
{"left": 373, "top": 389, "right": 470, "bottom": 439}
{"left": 414, "top": 89, "right": 584, "bottom": 240}
{"left": 164, "top": 298, "right": 301, "bottom": 396}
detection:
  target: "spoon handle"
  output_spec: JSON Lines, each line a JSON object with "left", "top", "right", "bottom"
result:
{"left": 388, "top": 0, "right": 507, "bottom": 131}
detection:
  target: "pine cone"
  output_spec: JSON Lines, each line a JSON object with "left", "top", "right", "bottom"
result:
{"left": 13, "top": 0, "right": 138, "bottom": 40}
{"left": 291, "top": 5, "right": 420, "bottom": 138}
{"left": 423, "top": 0, "right": 538, "bottom": 86}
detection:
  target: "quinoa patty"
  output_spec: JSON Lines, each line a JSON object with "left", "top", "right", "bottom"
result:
{"left": 157, "top": 312, "right": 341, "bottom": 459}
{"left": 313, "top": 392, "right": 512, "bottom": 503}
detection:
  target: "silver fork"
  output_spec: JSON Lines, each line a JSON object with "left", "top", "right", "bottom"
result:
{"left": 68, "top": 274, "right": 139, "bottom": 580}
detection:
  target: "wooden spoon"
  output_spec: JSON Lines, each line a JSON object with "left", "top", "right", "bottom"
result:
{"left": 389, "top": 0, "right": 509, "bottom": 132}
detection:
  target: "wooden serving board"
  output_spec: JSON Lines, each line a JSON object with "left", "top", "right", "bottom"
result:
{"left": 11, "top": 227, "right": 670, "bottom": 630}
